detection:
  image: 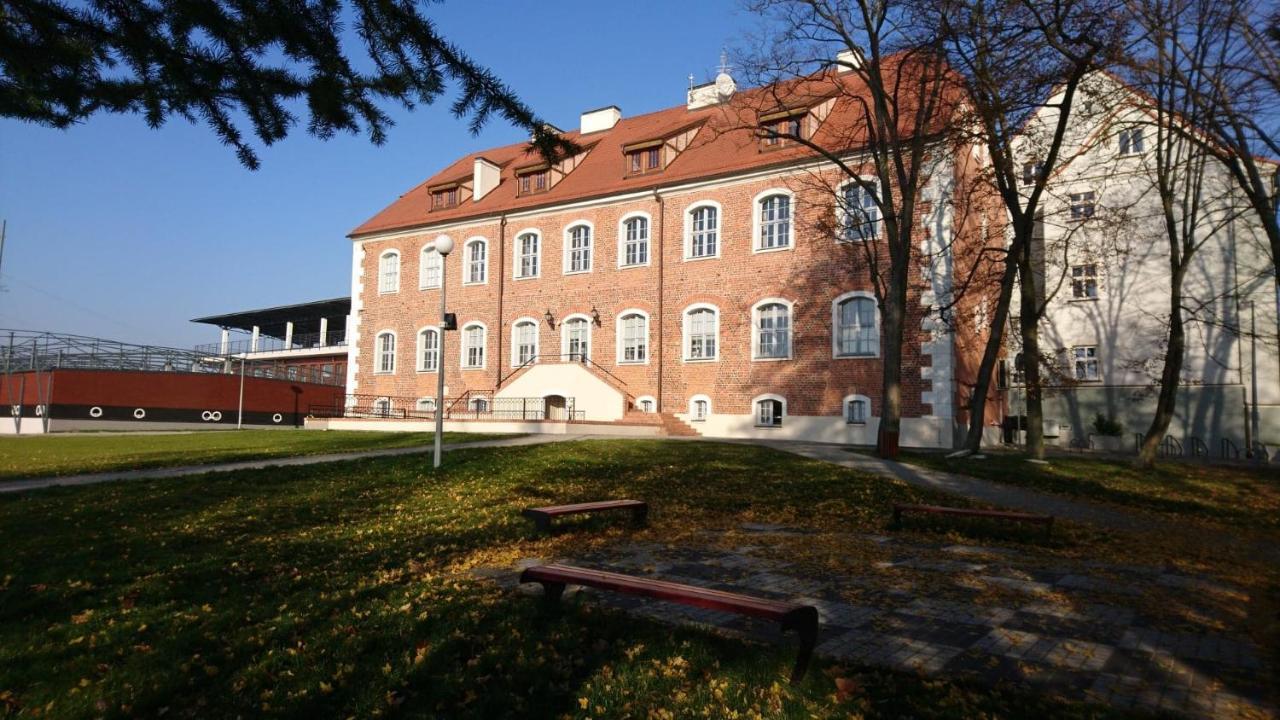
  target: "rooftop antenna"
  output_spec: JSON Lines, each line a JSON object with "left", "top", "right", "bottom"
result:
{"left": 718, "top": 50, "right": 731, "bottom": 76}
{"left": 688, "top": 73, "right": 695, "bottom": 91}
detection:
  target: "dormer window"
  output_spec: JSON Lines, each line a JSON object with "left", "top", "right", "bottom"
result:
{"left": 516, "top": 166, "right": 550, "bottom": 196}
{"left": 430, "top": 185, "right": 459, "bottom": 210}
{"left": 624, "top": 141, "right": 664, "bottom": 175}
{"left": 760, "top": 110, "right": 804, "bottom": 148}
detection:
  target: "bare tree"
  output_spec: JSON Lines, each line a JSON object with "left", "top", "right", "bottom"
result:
{"left": 937, "top": 0, "right": 1121, "bottom": 457}
{"left": 743, "top": 0, "right": 960, "bottom": 458}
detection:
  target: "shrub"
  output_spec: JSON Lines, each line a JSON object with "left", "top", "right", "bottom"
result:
{"left": 1092, "top": 413, "right": 1124, "bottom": 437}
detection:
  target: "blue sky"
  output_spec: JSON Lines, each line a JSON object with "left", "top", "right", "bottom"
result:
{"left": 0, "top": 0, "right": 755, "bottom": 347}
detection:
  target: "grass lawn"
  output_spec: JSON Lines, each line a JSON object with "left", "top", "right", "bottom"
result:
{"left": 0, "top": 430, "right": 512, "bottom": 481}
{"left": 0, "top": 440, "right": 1139, "bottom": 719}
{"left": 898, "top": 450, "right": 1280, "bottom": 530}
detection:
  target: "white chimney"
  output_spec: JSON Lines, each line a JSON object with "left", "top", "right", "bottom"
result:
{"left": 836, "top": 49, "right": 863, "bottom": 71}
{"left": 580, "top": 106, "right": 621, "bottom": 134}
{"left": 688, "top": 71, "right": 736, "bottom": 110}
{"left": 473, "top": 157, "right": 500, "bottom": 200}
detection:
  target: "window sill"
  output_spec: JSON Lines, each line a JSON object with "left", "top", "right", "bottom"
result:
{"left": 833, "top": 353, "right": 879, "bottom": 360}
{"left": 752, "top": 356, "right": 793, "bottom": 362}
{"left": 752, "top": 244, "right": 793, "bottom": 255}
{"left": 512, "top": 275, "right": 540, "bottom": 281}
{"left": 836, "top": 236, "right": 875, "bottom": 244}
{"left": 618, "top": 360, "right": 648, "bottom": 366}
{"left": 846, "top": 421, "right": 867, "bottom": 426}
{"left": 683, "top": 253, "right": 720, "bottom": 262}
{"left": 682, "top": 357, "right": 719, "bottom": 363}
{"left": 378, "top": 289, "right": 399, "bottom": 295}
{"left": 416, "top": 369, "right": 439, "bottom": 374}
{"left": 461, "top": 366, "right": 486, "bottom": 372}
{"left": 419, "top": 285, "right": 441, "bottom": 291}
{"left": 563, "top": 268, "right": 591, "bottom": 276}
{"left": 617, "top": 262, "right": 651, "bottom": 270}
{"left": 1068, "top": 297, "right": 1100, "bottom": 303}
{"left": 372, "top": 371, "right": 394, "bottom": 376}
{"left": 461, "top": 281, "right": 487, "bottom": 287}
{"left": 754, "top": 424, "right": 783, "bottom": 429}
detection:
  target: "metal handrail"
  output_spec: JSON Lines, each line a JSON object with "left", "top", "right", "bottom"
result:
{"left": 1221, "top": 437, "right": 1240, "bottom": 460}
{"left": 195, "top": 332, "right": 347, "bottom": 356}
{"left": 1158, "top": 435, "right": 1183, "bottom": 459}
{"left": 313, "top": 393, "right": 583, "bottom": 422}
{"left": 1250, "top": 442, "right": 1270, "bottom": 463}
{"left": 1189, "top": 436, "right": 1209, "bottom": 458}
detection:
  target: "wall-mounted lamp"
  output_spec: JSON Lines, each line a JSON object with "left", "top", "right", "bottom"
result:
{"left": 543, "top": 309, "right": 555, "bottom": 327}
{"left": 590, "top": 306, "right": 601, "bottom": 325}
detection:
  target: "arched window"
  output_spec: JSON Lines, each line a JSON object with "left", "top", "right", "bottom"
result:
{"left": 417, "top": 397, "right": 436, "bottom": 414}
{"left": 372, "top": 397, "right": 393, "bottom": 417}
{"left": 469, "top": 397, "right": 490, "bottom": 413}
{"left": 462, "top": 323, "right": 486, "bottom": 368}
{"left": 843, "top": 394, "right": 871, "bottom": 424}
{"left": 378, "top": 251, "right": 400, "bottom": 293}
{"left": 512, "top": 319, "right": 539, "bottom": 367}
{"left": 375, "top": 331, "right": 396, "bottom": 373}
{"left": 754, "top": 395, "right": 785, "bottom": 427}
{"left": 417, "top": 328, "right": 439, "bottom": 372}
{"left": 683, "top": 305, "right": 719, "bottom": 361}
{"left": 620, "top": 214, "right": 650, "bottom": 267}
{"left": 753, "top": 300, "right": 792, "bottom": 360}
{"left": 635, "top": 396, "right": 657, "bottom": 413}
{"left": 690, "top": 395, "right": 711, "bottom": 422}
{"left": 617, "top": 311, "right": 649, "bottom": 364}
{"left": 464, "top": 239, "right": 487, "bottom": 284}
{"left": 686, "top": 203, "right": 720, "bottom": 259}
{"left": 756, "top": 193, "right": 792, "bottom": 250}
{"left": 840, "top": 181, "right": 880, "bottom": 242}
{"left": 420, "top": 244, "right": 443, "bottom": 289}
{"left": 833, "top": 293, "right": 879, "bottom": 357}
{"left": 566, "top": 223, "right": 592, "bottom": 273}
{"left": 562, "top": 316, "right": 591, "bottom": 361}
{"left": 515, "top": 231, "right": 540, "bottom": 278}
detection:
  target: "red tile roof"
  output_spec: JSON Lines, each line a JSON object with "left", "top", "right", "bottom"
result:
{"left": 351, "top": 63, "right": 960, "bottom": 238}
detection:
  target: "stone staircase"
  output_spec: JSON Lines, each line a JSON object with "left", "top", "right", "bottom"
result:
{"left": 658, "top": 412, "right": 700, "bottom": 437}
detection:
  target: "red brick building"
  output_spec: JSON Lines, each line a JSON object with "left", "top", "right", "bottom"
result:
{"left": 344, "top": 64, "right": 997, "bottom": 447}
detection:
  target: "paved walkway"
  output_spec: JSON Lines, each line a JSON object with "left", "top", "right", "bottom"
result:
{"left": 0, "top": 434, "right": 586, "bottom": 494}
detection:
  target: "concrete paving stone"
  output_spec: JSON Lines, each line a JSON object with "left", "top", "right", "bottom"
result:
{"left": 941, "top": 544, "right": 1022, "bottom": 558}
{"left": 1055, "top": 574, "right": 1141, "bottom": 595}
{"left": 978, "top": 575, "right": 1055, "bottom": 595}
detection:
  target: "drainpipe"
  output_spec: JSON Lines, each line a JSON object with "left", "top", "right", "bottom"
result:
{"left": 496, "top": 215, "right": 507, "bottom": 389}
{"left": 654, "top": 188, "right": 665, "bottom": 413}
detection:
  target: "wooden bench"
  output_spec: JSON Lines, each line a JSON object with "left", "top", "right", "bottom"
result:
{"left": 521, "top": 499, "right": 648, "bottom": 533}
{"left": 892, "top": 503, "right": 1055, "bottom": 539}
{"left": 520, "top": 564, "right": 818, "bottom": 684}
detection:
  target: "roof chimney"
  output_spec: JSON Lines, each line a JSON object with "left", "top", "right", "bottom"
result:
{"left": 688, "top": 53, "right": 736, "bottom": 110}
{"left": 473, "top": 157, "right": 500, "bottom": 200}
{"left": 580, "top": 106, "right": 621, "bottom": 134}
{"left": 836, "top": 49, "right": 863, "bottom": 71}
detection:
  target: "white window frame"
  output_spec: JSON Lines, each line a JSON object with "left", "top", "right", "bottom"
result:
{"left": 1069, "top": 191, "right": 1097, "bottom": 221}
{"left": 615, "top": 309, "right": 650, "bottom": 365}
{"left": 682, "top": 303, "right": 720, "bottom": 362}
{"left": 374, "top": 330, "right": 397, "bottom": 374}
{"left": 372, "top": 396, "right": 393, "bottom": 417}
{"left": 416, "top": 397, "right": 436, "bottom": 413}
{"left": 635, "top": 395, "right": 657, "bottom": 413}
{"left": 617, "top": 211, "right": 652, "bottom": 268}
{"left": 1071, "top": 264, "right": 1099, "bottom": 300}
{"left": 683, "top": 200, "right": 722, "bottom": 260}
{"left": 837, "top": 180, "right": 880, "bottom": 243}
{"left": 563, "top": 221, "right": 594, "bottom": 275}
{"left": 560, "top": 313, "right": 593, "bottom": 362}
{"left": 689, "top": 394, "right": 712, "bottom": 422}
{"left": 1118, "top": 127, "right": 1144, "bottom": 156}
{"left": 752, "top": 188, "right": 795, "bottom": 253}
{"left": 511, "top": 317, "right": 540, "bottom": 368}
{"left": 469, "top": 396, "right": 490, "bottom": 413}
{"left": 842, "top": 394, "right": 871, "bottom": 424}
{"left": 378, "top": 250, "right": 401, "bottom": 294}
{"left": 419, "top": 241, "right": 444, "bottom": 289}
{"left": 463, "top": 237, "right": 488, "bottom": 285}
{"left": 751, "top": 298, "right": 794, "bottom": 361}
{"left": 416, "top": 326, "right": 440, "bottom": 373}
{"left": 753, "top": 394, "right": 787, "bottom": 428}
{"left": 831, "top": 291, "right": 881, "bottom": 359}
{"left": 514, "top": 228, "right": 541, "bottom": 279}
{"left": 461, "top": 322, "right": 487, "bottom": 370}
{"left": 1073, "top": 345, "right": 1100, "bottom": 382}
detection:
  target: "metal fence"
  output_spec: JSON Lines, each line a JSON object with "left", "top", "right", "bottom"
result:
{"left": 313, "top": 393, "right": 583, "bottom": 422}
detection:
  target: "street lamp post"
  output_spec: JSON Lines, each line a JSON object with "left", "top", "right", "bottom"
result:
{"left": 432, "top": 237, "right": 455, "bottom": 469}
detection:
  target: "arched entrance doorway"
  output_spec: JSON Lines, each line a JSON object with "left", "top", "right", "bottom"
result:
{"left": 545, "top": 394, "right": 567, "bottom": 421}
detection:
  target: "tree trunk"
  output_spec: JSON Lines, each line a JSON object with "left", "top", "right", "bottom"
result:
{"left": 963, "top": 251, "right": 1021, "bottom": 452}
{"left": 1017, "top": 254, "right": 1045, "bottom": 460}
{"left": 1136, "top": 283, "right": 1185, "bottom": 467}
{"left": 877, "top": 261, "right": 911, "bottom": 460}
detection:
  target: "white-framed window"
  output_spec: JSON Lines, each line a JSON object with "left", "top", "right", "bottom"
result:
{"left": 1021, "top": 160, "right": 1044, "bottom": 186}
{"left": 685, "top": 202, "right": 720, "bottom": 259}
{"left": 1118, "top": 127, "right": 1144, "bottom": 156}
{"left": 512, "top": 318, "right": 539, "bottom": 367}
{"left": 754, "top": 190, "right": 793, "bottom": 251}
{"left": 752, "top": 299, "right": 793, "bottom": 360}
{"left": 840, "top": 181, "right": 879, "bottom": 242}
{"left": 417, "top": 327, "right": 439, "bottom": 372}
{"left": 754, "top": 394, "right": 786, "bottom": 428}
{"left": 416, "top": 397, "right": 436, "bottom": 413}
{"left": 469, "top": 396, "right": 490, "bottom": 413}
{"left": 462, "top": 323, "right": 486, "bottom": 369}
{"left": 375, "top": 331, "right": 396, "bottom": 374}
{"left": 635, "top": 395, "right": 657, "bottom": 413}
{"left": 515, "top": 230, "right": 540, "bottom": 279}
{"left": 464, "top": 238, "right": 488, "bottom": 284}
{"left": 372, "top": 396, "right": 393, "bottom": 417}
{"left": 689, "top": 394, "right": 711, "bottom": 422}
{"left": 1071, "top": 264, "right": 1098, "bottom": 299}
{"left": 619, "top": 213, "right": 650, "bottom": 267}
{"left": 832, "top": 292, "right": 879, "bottom": 358}
{"left": 1073, "top": 346, "right": 1100, "bottom": 381}
{"left": 561, "top": 315, "right": 591, "bottom": 361}
{"left": 617, "top": 310, "right": 649, "bottom": 364}
{"left": 683, "top": 304, "right": 719, "bottom": 361}
{"left": 420, "top": 244, "right": 443, "bottom": 289}
{"left": 565, "top": 223, "right": 593, "bottom": 274}
{"left": 843, "top": 394, "right": 871, "bottom": 424}
{"left": 1069, "top": 191, "right": 1096, "bottom": 221}
{"left": 378, "top": 251, "right": 400, "bottom": 293}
